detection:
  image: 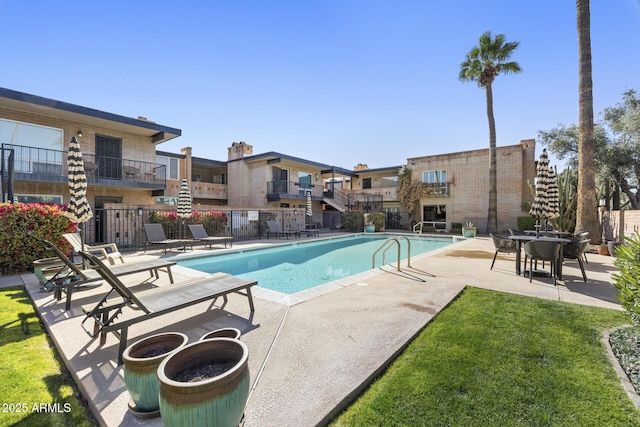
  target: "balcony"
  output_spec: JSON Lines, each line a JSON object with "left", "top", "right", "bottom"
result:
{"left": 191, "top": 181, "right": 228, "bottom": 200}
{"left": 266, "top": 180, "right": 324, "bottom": 202}
{"left": 1, "top": 144, "right": 166, "bottom": 190}
{"left": 424, "top": 182, "right": 450, "bottom": 197}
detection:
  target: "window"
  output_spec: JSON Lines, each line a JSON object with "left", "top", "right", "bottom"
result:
{"left": 156, "top": 155, "right": 179, "bottom": 180}
{"left": 155, "top": 197, "right": 178, "bottom": 205}
{"left": 422, "top": 170, "right": 449, "bottom": 196}
{"left": 0, "top": 119, "right": 63, "bottom": 150}
{"left": 382, "top": 176, "right": 398, "bottom": 188}
{"left": 422, "top": 170, "right": 447, "bottom": 183}
{"left": 15, "top": 194, "right": 63, "bottom": 204}
{"left": 1, "top": 119, "right": 64, "bottom": 174}
{"left": 298, "top": 172, "right": 312, "bottom": 189}
{"left": 362, "top": 178, "right": 372, "bottom": 189}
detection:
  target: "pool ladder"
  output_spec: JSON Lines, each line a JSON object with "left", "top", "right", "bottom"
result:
{"left": 372, "top": 236, "right": 411, "bottom": 271}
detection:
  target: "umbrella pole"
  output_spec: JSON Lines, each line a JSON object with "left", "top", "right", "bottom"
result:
{"left": 79, "top": 223, "right": 87, "bottom": 269}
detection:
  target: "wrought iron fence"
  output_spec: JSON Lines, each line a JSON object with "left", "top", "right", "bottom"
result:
{"left": 82, "top": 207, "right": 347, "bottom": 252}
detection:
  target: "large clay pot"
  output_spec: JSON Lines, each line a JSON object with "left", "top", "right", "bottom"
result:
{"left": 158, "top": 338, "right": 250, "bottom": 427}
{"left": 199, "top": 328, "right": 242, "bottom": 341}
{"left": 123, "top": 332, "right": 188, "bottom": 417}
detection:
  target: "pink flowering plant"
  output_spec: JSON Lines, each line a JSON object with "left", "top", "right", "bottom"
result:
{"left": 148, "top": 210, "right": 228, "bottom": 239}
{"left": 0, "top": 202, "right": 75, "bottom": 274}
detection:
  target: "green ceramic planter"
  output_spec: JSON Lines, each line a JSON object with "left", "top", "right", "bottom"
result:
{"left": 199, "top": 328, "right": 242, "bottom": 341}
{"left": 462, "top": 227, "right": 477, "bottom": 238}
{"left": 158, "top": 338, "right": 250, "bottom": 427}
{"left": 123, "top": 332, "right": 188, "bottom": 416}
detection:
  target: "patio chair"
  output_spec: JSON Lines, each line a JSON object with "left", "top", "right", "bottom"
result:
{"left": 489, "top": 233, "right": 518, "bottom": 270}
{"left": 266, "top": 220, "right": 300, "bottom": 239}
{"left": 43, "top": 240, "right": 176, "bottom": 311}
{"left": 143, "top": 223, "right": 192, "bottom": 253}
{"left": 288, "top": 220, "right": 319, "bottom": 237}
{"left": 509, "top": 228, "right": 527, "bottom": 236}
{"left": 523, "top": 240, "right": 561, "bottom": 286}
{"left": 63, "top": 232, "right": 124, "bottom": 265}
{"left": 570, "top": 231, "right": 590, "bottom": 264}
{"left": 562, "top": 239, "right": 590, "bottom": 282}
{"left": 78, "top": 251, "right": 256, "bottom": 365}
{"left": 188, "top": 224, "right": 233, "bottom": 249}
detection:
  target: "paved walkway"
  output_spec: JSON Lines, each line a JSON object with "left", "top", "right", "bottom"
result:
{"left": 1, "top": 235, "right": 626, "bottom": 426}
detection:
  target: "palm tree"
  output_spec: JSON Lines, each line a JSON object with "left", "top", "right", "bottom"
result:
{"left": 576, "top": 0, "right": 600, "bottom": 242}
{"left": 459, "top": 31, "right": 521, "bottom": 234}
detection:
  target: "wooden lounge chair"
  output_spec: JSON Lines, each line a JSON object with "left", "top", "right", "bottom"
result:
{"left": 266, "top": 220, "right": 300, "bottom": 239}
{"left": 188, "top": 224, "right": 233, "bottom": 249}
{"left": 78, "top": 251, "right": 257, "bottom": 365}
{"left": 143, "top": 223, "right": 192, "bottom": 253}
{"left": 63, "top": 232, "right": 124, "bottom": 265}
{"left": 43, "top": 240, "right": 176, "bottom": 311}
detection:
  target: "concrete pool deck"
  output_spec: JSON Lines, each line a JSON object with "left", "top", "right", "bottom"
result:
{"left": 3, "top": 234, "right": 624, "bottom": 426}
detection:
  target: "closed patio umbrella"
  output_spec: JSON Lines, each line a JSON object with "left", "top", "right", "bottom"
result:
{"left": 64, "top": 136, "right": 93, "bottom": 264}
{"left": 177, "top": 178, "right": 192, "bottom": 239}
{"left": 305, "top": 189, "right": 312, "bottom": 227}
{"left": 529, "top": 149, "right": 552, "bottom": 236}
{"left": 547, "top": 167, "right": 560, "bottom": 222}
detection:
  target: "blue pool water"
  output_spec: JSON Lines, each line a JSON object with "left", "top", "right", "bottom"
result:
{"left": 178, "top": 234, "right": 455, "bottom": 294}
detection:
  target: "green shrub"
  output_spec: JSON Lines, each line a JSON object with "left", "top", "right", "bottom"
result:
{"left": 613, "top": 232, "right": 640, "bottom": 324}
{"left": 517, "top": 216, "right": 536, "bottom": 231}
{"left": 0, "top": 202, "right": 75, "bottom": 274}
{"left": 343, "top": 211, "right": 364, "bottom": 232}
{"left": 367, "top": 213, "right": 385, "bottom": 231}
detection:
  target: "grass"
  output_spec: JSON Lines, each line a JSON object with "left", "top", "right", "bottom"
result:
{"left": 0, "top": 287, "right": 95, "bottom": 426}
{"left": 331, "top": 287, "right": 640, "bottom": 427}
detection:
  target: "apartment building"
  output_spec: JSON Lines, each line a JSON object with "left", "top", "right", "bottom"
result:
{"left": 1, "top": 87, "right": 535, "bottom": 234}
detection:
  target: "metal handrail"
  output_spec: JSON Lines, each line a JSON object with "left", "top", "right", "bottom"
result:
{"left": 372, "top": 236, "right": 411, "bottom": 271}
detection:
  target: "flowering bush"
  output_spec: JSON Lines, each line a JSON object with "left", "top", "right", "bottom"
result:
{"left": 0, "top": 202, "right": 75, "bottom": 274}
{"left": 149, "top": 210, "right": 228, "bottom": 239}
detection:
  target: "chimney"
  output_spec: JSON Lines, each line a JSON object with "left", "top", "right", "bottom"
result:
{"left": 353, "top": 163, "right": 369, "bottom": 171}
{"left": 228, "top": 141, "right": 253, "bottom": 160}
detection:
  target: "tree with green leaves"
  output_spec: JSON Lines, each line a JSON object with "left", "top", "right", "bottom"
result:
{"left": 538, "top": 89, "right": 640, "bottom": 210}
{"left": 459, "top": 31, "right": 521, "bottom": 234}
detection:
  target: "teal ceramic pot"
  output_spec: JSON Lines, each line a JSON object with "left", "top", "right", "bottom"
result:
{"left": 462, "top": 227, "right": 477, "bottom": 238}
{"left": 158, "top": 338, "right": 250, "bottom": 427}
{"left": 123, "top": 332, "right": 188, "bottom": 416}
{"left": 199, "top": 328, "right": 242, "bottom": 341}
{"left": 364, "top": 225, "right": 376, "bottom": 233}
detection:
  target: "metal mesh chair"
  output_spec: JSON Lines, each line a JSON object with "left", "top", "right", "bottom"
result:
{"left": 523, "top": 240, "right": 561, "bottom": 286}
{"left": 562, "top": 239, "right": 590, "bottom": 282}
{"left": 489, "top": 233, "right": 518, "bottom": 270}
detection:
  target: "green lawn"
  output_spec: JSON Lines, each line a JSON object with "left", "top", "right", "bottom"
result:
{"left": 332, "top": 287, "right": 640, "bottom": 427}
{"left": 0, "top": 287, "right": 95, "bottom": 426}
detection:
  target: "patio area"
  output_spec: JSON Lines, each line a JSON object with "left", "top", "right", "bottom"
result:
{"left": 3, "top": 234, "right": 626, "bottom": 426}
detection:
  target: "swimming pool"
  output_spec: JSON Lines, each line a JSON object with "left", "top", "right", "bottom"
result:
{"left": 178, "top": 234, "right": 456, "bottom": 294}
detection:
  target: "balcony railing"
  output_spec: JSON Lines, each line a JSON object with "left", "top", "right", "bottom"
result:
{"left": 1, "top": 144, "right": 166, "bottom": 188}
{"left": 424, "top": 182, "right": 450, "bottom": 197}
{"left": 266, "top": 180, "right": 324, "bottom": 201}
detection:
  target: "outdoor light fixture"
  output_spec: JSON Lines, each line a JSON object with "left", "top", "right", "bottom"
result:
{"left": 77, "top": 130, "right": 83, "bottom": 138}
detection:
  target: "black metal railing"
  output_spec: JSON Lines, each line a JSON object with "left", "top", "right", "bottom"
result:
{"left": 1, "top": 144, "right": 166, "bottom": 187}
{"left": 266, "top": 180, "right": 324, "bottom": 198}
{"left": 75, "top": 207, "right": 333, "bottom": 251}
{"left": 425, "top": 182, "right": 450, "bottom": 197}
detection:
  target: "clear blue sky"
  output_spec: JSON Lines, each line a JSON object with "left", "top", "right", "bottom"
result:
{"left": 1, "top": 1, "right": 638, "bottom": 171}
